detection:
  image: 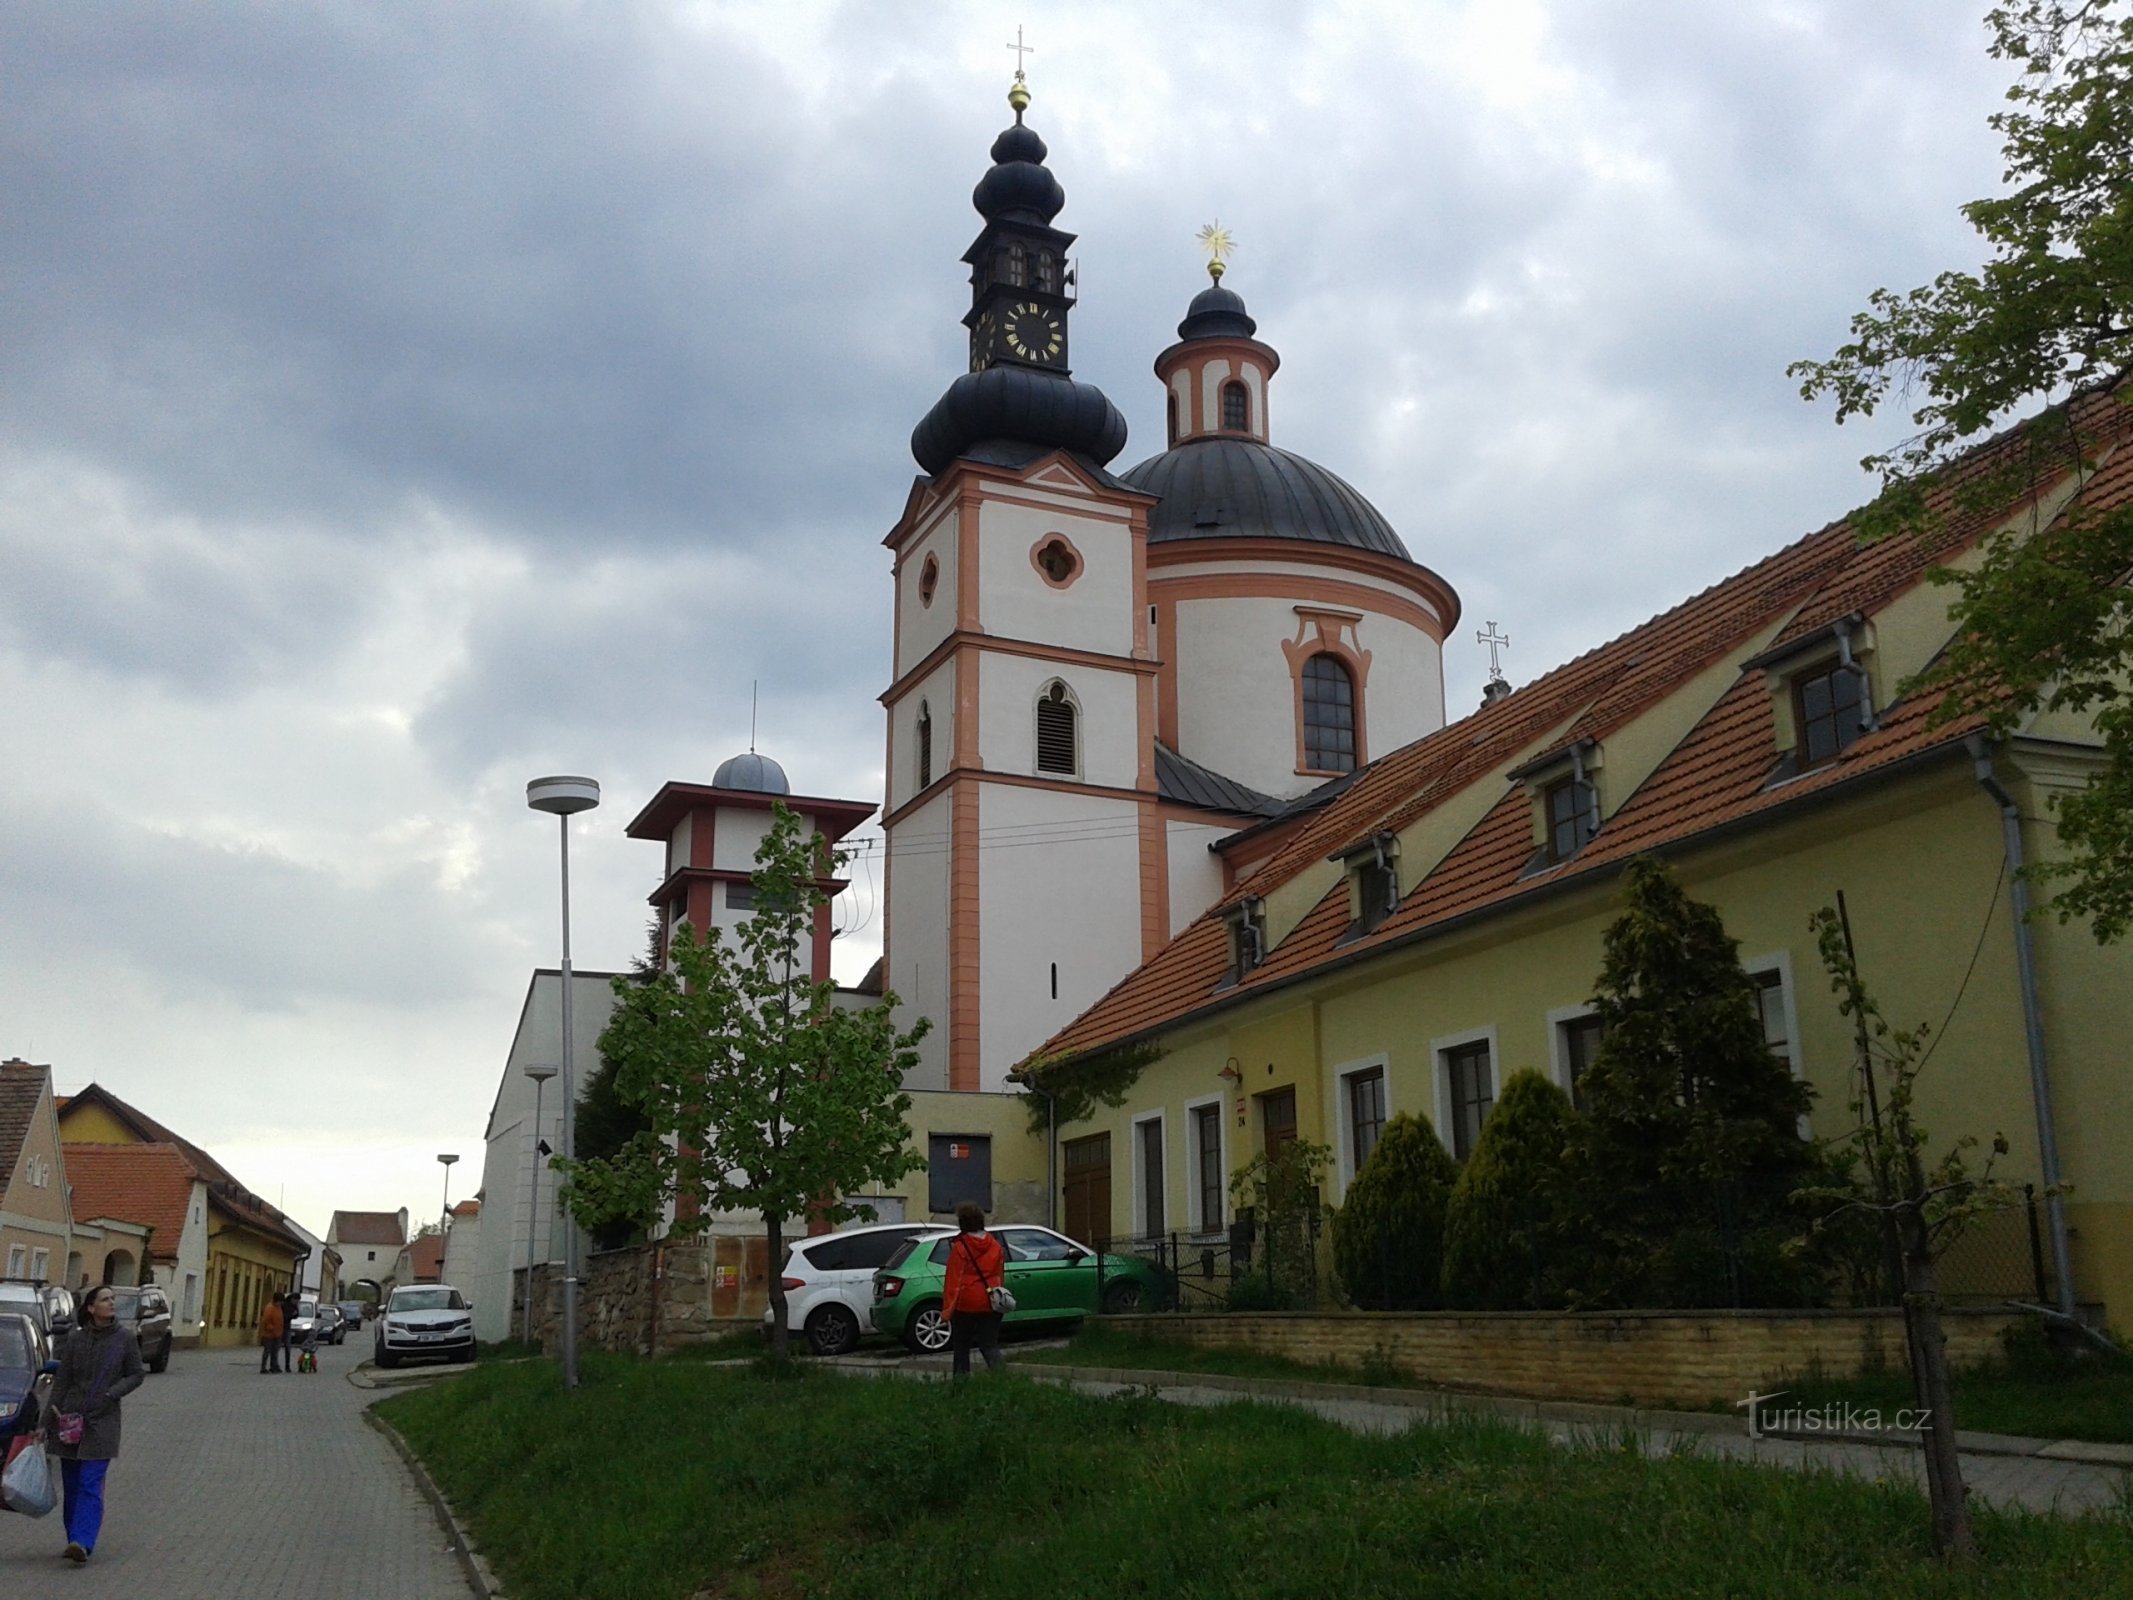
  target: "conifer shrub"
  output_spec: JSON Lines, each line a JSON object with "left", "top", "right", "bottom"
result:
{"left": 1331, "top": 1112, "right": 1459, "bottom": 1310}
{"left": 1441, "top": 1071, "right": 1582, "bottom": 1310}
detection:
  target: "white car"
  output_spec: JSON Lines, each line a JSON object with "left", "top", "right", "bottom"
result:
{"left": 373, "top": 1283, "right": 476, "bottom": 1368}
{"left": 765, "top": 1223, "right": 949, "bottom": 1356}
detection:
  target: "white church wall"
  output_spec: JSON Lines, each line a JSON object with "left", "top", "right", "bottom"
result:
{"left": 896, "top": 499, "right": 959, "bottom": 679}
{"left": 667, "top": 814, "right": 691, "bottom": 877}
{"left": 980, "top": 652, "right": 1140, "bottom": 789}
{"left": 1165, "top": 819, "right": 1233, "bottom": 934}
{"left": 894, "top": 658, "right": 956, "bottom": 808}
{"left": 710, "top": 808, "right": 774, "bottom": 872}
{"left": 977, "top": 495, "right": 1135, "bottom": 659}
{"left": 888, "top": 789, "right": 953, "bottom": 1091}
{"left": 976, "top": 782, "right": 1145, "bottom": 1089}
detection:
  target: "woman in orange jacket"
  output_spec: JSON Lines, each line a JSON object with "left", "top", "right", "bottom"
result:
{"left": 938, "top": 1201, "right": 1006, "bottom": 1378}
{"left": 257, "top": 1297, "right": 285, "bottom": 1374}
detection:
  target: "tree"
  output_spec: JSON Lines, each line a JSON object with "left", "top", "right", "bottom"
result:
{"left": 1332, "top": 1112, "right": 1459, "bottom": 1311}
{"left": 566, "top": 917, "right": 664, "bottom": 1251}
{"left": 1801, "top": 896, "right": 2021, "bottom": 1561}
{"left": 1574, "top": 859, "right": 1820, "bottom": 1308}
{"left": 557, "top": 803, "right": 930, "bottom": 1359}
{"left": 1441, "top": 1073, "right": 1580, "bottom": 1311}
{"left": 1791, "top": 0, "right": 2133, "bottom": 940}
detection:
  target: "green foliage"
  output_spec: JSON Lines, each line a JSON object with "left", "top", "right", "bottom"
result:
{"left": 1229, "top": 1137, "right": 1332, "bottom": 1307}
{"left": 556, "top": 803, "right": 930, "bottom": 1353}
{"left": 1441, "top": 1073, "right": 1581, "bottom": 1311}
{"left": 1221, "top": 1271, "right": 1301, "bottom": 1312}
{"left": 572, "top": 1052, "right": 654, "bottom": 1250}
{"left": 1332, "top": 1112, "right": 1459, "bottom": 1311}
{"left": 1017, "top": 1039, "right": 1165, "bottom": 1135}
{"left": 1574, "top": 859, "right": 1822, "bottom": 1308}
{"left": 1791, "top": 1, "right": 2133, "bottom": 941}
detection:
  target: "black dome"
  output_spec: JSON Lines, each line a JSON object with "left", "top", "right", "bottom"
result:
{"left": 972, "top": 116, "right": 1064, "bottom": 224}
{"left": 912, "top": 365, "right": 1129, "bottom": 476}
{"left": 1121, "top": 436, "right": 1411, "bottom": 560}
{"left": 1177, "top": 284, "right": 1257, "bottom": 341}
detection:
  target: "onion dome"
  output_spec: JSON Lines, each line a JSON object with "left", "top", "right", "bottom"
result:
{"left": 711, "top": 750, "right": 790, "bottom": 794}
{"left": 1121, "top": 438, "right": 1412, "bottom": 561}
{"left": 1177, "top": 283, "right": 1258, "bottom": 341}
{"left": 912, "top": 365, "right": 1128, "bottom": 475}
{"left": 973, "top": 118, "right": 1065, "bottom": 226}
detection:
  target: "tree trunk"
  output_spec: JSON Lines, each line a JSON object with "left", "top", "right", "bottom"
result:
{"left": 764, "top": 1211, "right": 789, "bottom": 1360}
{"left": 1897, "top": 1207, "right": 1975, "bottom": 1561}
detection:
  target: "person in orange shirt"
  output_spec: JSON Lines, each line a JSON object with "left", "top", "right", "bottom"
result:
{"left": 937, "top": 1201, "right": 1006, "bottom": 1378}
{"left": 257, "top": 1297, "right": 285, "bottom": 1375}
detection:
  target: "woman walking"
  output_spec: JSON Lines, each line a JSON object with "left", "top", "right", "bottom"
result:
{"left": 258, "top": 1295, "right": 285, "bottom": 1373}
{"left": 938, "top": 1201, "right": 1007, "bottom": 1379}
{"left": 42, "top": 1283, "right": 145, "bottom": 1564}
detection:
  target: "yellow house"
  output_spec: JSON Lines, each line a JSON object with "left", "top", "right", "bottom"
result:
{"left": 58, "top": 1083, "right": 308, "bottom": 1348}
{"left": 0, "top": 1059, "right": 72, "bottom": 1288}
{"left": 1034, "top": 386, "right": 2133, "bottom": 1328}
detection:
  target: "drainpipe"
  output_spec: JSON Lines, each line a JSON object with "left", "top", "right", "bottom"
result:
{"left": 1967, "top": 734, "right": 2078, "bottom": 1318}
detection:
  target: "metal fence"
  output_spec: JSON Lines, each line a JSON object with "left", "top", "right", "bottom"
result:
{"left": 1093, "top": 1209, "right": 1322, "bottom": 1313}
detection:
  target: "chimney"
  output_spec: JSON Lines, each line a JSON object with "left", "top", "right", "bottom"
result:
{"left": 396, "top": 1206, "right": 410, "bottom": 1243}
{"left": 1481, "top": 677, "right": 1514, "bottom": 706}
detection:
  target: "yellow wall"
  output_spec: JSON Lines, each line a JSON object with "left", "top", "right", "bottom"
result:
{"left": 201, "top": 1207, "right": 298, "bottom": 1348}
{"left": 1059, "top": 757, "right": 2133, "bottom": 1322}
{"left": 877, "top": 1090, "right": 1051, "bottom": 1225}
{"left": 55, "top": 1102, "right": 139, "bottom": 1145}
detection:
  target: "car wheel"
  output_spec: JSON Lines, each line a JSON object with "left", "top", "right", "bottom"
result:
{"left": 375, "top": 1345, "right": 398, "bottom": 1370}
{"left": 905, "top": 1301, "right": 951, "bottom": 1355}
{"left": 1101, "top": 1279, "right": 1144, "bottom": 1314}
{"left": 804, "top": 1303, "right": 861, "bottom": 1357}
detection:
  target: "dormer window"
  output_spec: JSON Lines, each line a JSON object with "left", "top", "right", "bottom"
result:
{"left": 1222, "top": 380, "right": 1249, "bottom": 432}
{"left": 1794, "top": 661, "right": 1868, "bottom": 766}
{"left": 1543, "top": 774, "right": 1597, "bottom": 862}
{"left": 1509, "top": 739, "right": 1602, "bottom": 871}
{"left": 1223, "top": 896, "right": 1268, "bottom": 983}
{"left": 1335, "top": 833, "right": 1400, "bottom": 936}
{"left": 1745, "top": 614, "right": 1879, "bottom": 777}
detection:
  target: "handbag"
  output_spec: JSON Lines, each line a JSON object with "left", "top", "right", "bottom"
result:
{"left": 1, "top": 1434, "right": 56, "bottom": 1518}
{"left": 962, "top": 1236, "right": 1017, "bottom": 1315}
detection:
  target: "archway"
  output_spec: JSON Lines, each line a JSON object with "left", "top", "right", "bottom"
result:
{"left": 101, "top": 1249, "right": 137, "bottom": 1286}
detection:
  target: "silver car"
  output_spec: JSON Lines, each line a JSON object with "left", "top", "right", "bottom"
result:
{"left": 373, "top": 1285, "right": 475, "bottom": 1368}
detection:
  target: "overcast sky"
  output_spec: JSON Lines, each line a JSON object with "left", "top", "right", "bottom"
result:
{"left": 0, "top": 1, "right": 2009, "bottom": 1239}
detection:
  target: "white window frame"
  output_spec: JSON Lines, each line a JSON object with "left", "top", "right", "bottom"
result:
{"left": 1743, "top": 950, "right": 1810, "bottom": 1137}
{"left": 1130, "top": 1110, "right": 1168, "bottom": 1241}
{"left": 30, "top": 1248, "right": 50, "bottom": 1282}
{"left": 1545, "top": 1002, "right": 1601, "bottom": 1098}
{"left": 1331, "top": 1053, "right": 1391, "bottom": 1198}
{"left": 1183, "top": 1093, "right": 1227, "bottom": 1236}
{"left": 1430, "top": 1025, "right": 1499, "bottom": 1159}
{"left": 4, "top": 1245, "right": 23, "bottom": 1278}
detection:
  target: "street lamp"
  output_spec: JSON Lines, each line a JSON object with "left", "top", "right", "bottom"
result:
{"left": 437, "top": 1152, "right": 460, "bottom": 1228}
{"left": 527, "top": 773, "right": 599, "bottom": 1391}
{"left": 522, "top": 1063, "right": 558, "bottom": 1348}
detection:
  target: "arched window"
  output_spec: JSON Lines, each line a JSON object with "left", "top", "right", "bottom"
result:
{"left": 1167, "top": 392, "right": 1180, "bottom": 445}
{"left": 1036, "top": 681, "right": 1078, "bottom": 775}
{"left": 1222, "top": 380, "right": 1249, "bottom": 432}
{"left": 1035, "top": 251, "right": 1059, "bottom": 294}
{"left": 1007, "top": 242, "right": 1027, "bottom": 286}
{"left": 918, "top": 553, "right": 939, "bottom": 607}
{"left": 1301, "top": 653, "right": 1358, "bottom": 772}
{"left": 916, "top": 701, "right": 933, "bottom": 789}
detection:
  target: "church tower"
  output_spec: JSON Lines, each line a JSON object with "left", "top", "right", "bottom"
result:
{"left": 881, "top": 81, "right": 1161, "bottom": 1094}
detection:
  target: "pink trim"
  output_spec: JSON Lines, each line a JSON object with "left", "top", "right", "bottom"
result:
{"left": 1282, "top": 611, "right": 1372, "bottom": 776}
{"left": 1029, "top": 531, "right": 1085, "bottom": 589}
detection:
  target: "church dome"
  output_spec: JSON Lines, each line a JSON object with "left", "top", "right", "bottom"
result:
{"left": 1121, "top": 436, "right": 1412, "bottom": 561}
{"left": 973, "top": 121, "right": 1065, "bottom": 225}
{"left": 711, "top": 751, "right": 790, "bottom": 794}
{"left": 1176, "top": 283, "right": 1257, "bottom": 341}
{"left": 912, "top": 365, "right": 1128, "bottom": 476}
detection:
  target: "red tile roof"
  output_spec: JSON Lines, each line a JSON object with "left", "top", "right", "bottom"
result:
{"left": 330, "top": 1210, "right": 407, "bottom": 1248}
{"left": 407, "top": 1232, "right": 445, "bottom": 1282}
{"left": 1041, "top": 387, "right": 2133, "bottom": 1064}
{"left": 58, "top": 1083, "right": 305, "bottom": 1249}
{"left": 449, "top": 1199, "right": 482, "bottom": 1219}
{"left": 62, "top": 1143, "right": 198, "bottom": 1252}
{"left": 0, "top": 1060, "right": 47, "bottom": 1184}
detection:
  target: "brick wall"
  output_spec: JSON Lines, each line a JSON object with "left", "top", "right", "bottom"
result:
{"left": 515, "top": 1237, "right": 773, "bottom": 1357}
{"left": 1100, "top": 1308, "right": 2023, "bottom": 1407}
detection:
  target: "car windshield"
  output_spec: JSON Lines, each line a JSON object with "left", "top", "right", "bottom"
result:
{"left": 298, "top": 1298, "right": 318, "bottom": 1316}
{"left": 0, "top": 1320, "right": 30, "bottom": 1368}
{"left": 391, "top": 1289, "right": 466, "bottom": 1312}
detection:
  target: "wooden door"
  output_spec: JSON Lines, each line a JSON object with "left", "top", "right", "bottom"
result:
{"left": 1062, "top": 1132, "right": 1112, "bottom": 1247}
{"left": 1260, "top": 1087, "right": 1298, "bottom": 1159}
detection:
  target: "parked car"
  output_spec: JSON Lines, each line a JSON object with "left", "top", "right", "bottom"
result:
{"left": 337, "top": 1300, "right": 365, "bottom": 1331}
{"left": 373, "top": 1284, "right": 475, "bottom": 1368}
{"left": 0, "top": 1311, "right": 54, "bottom": 1441}
{"left": 41, "top": 1284, "right": 75, "bottom": 1339}
{"left": 870, "top": 1225, "right": 1170, "bottom": 1353}
{"left": 314, "top": 1305, "right": 346, "bottom": 1345}
{"left": 107, "top": 1285, "right": 175, "bottom": 1373}
{"left": 0, "top": 1281, "right": 55, "bottom": 1340}
{"left": 288, "top": 1294, "right": 321, "bottom": 1346}
{"left": 762, "top": 1222, "right": 950, "bottom": 1356}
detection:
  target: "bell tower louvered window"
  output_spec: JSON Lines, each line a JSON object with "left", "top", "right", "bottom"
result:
{"left": 1036, "top": 682, "right": 1078, "bottom": 775}
{"left": 1301, "top": 653, "right": 1358, "bottom": 773}
{"left": 916, "top": 702, "right": 933, "bottom": 790}
{"left": 1222, "top": 380, "right": 1249, "bottom": 431}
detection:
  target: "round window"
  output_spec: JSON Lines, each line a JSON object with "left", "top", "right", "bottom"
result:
{"left": 1032, "top": 536, "right": 1081, "bottom": 587}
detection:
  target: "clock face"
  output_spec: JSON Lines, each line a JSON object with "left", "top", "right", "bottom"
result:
{"left": 1004, "top": 301, "right": 1063, "bottom": 363}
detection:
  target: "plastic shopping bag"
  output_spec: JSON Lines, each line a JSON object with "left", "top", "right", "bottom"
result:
{"left": 0, "top": 1436, "right": 55, "bottom": 1518}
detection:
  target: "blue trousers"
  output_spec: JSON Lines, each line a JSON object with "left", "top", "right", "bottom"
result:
{"left": 61, "top": 1458, "right": 109, "bottom": 1553}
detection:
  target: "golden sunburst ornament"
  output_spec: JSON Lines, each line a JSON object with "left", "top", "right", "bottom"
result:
{"left": 1196, "top": 221, "right": 1237, "bottom": 280}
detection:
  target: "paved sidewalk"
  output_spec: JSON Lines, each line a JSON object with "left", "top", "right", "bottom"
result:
{"left": 0, "top": 1335, "right": 473, "bottom": 1597}
{"left": 853, "top": 1357, "right": 2133, "bottom": 1517}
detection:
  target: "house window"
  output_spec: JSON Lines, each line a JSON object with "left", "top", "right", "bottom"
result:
{"left": 1191, "top": 1102, "right": 1223, "bottom": 1232}
{"left": 1442, "top": 1040, "right": 1495, "bottom": 1160}
{"left": 916, "top": 702, "right": 933, "bottom": 789}
{"left": 1137, "top": 1117, "right": 1166, "bottom": 1238}
{"left": 1222, "top": 380, "right": 1249, "bottom": 432}
{"left": 1753, "top": 969, "right": 1792, "bottom": 1068}
{"left": 1225, "top": 896, "right": 1267, "bottom": 981}
{"left": 1345, "top": 1066, "right": 1387, "bottom": 1175}
{"left": 1544, "top": 775, "right": 1597, "bottom": 861}
{"left": 1793, "top": 662, "right": 1868, "bottom": 766}
{"left": 918, "top": 553, "right": 938, "bottom": 608}
{"left": 1036, "top": 682, "right": 1078, "bottom": 775}
{"left": 1558, "top": 1012, "right": 1604, "bottom": 1111}
{"left": 1345, "top": 836, "right": 1399, "bottom": 933}
{"left": 5, "top": 1246, "right": 23, "bottom": 1278}
{"left": 1301, "top": 653, "right": 1358, "bottom": 773}
{"left": 30, "top": 1248, "right": 49, "bottom": 1283}
{"left": 726, "top": 881, "right": 756, "bottom": 910}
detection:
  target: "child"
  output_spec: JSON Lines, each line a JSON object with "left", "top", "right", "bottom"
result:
{"left": 297, "top": 1324, "right": 319, "bottom": 1375}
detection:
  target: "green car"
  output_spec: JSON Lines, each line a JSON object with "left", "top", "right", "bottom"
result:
{"left": 870, "top": 1224, "right": 1168, "bottom": 1353}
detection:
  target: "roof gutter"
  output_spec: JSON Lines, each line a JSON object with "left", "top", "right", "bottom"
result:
{"left": 1966, "top": 733, "right": 2078, "bottom": 1318}
{"left": 1051, "top": 735, "right": 1969, "bottom": 1069}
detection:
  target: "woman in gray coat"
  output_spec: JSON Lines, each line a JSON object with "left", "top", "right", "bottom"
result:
{"left": 43, "top": 1284, "right": 145, "bottom": 1564}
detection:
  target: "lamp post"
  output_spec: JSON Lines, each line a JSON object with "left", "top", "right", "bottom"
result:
{"left": 527, "top": 774, "right": 599, "bottom": 1391}
{"left": 522, "top": 1064, "right": 558, "bottom": 1349}
{"left": 437, "top": 1152, "right": 460, "bottom": 1229}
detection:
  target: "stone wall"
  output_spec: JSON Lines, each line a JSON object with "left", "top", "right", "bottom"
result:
{"left": 513, "top": 1236, "right": 776, "bottom": 1357}
{"left": 1100, "top": 1307, "right": 2024, "bottom": 1408}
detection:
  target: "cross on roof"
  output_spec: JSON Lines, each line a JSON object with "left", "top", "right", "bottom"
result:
{"left": 1477, "top": 621, "right": 1510, "bottom": 681}
{"left": 1006, "top": 26, "right": 1034, "bottom": 81}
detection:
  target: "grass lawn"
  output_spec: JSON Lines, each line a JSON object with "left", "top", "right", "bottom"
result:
{"left": 1041, "top": 1322, "right": 1417, "bottom": 1388}
{"left": 1778, "top": 1348, "right": 2133, "bottom": 1447}
{"left": 376, "top": 1356, "right": 2133, "bottom": 1600}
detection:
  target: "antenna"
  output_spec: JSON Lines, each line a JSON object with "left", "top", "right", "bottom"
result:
{"left": 750, "top": 681, "right": 759, "bottom": 753}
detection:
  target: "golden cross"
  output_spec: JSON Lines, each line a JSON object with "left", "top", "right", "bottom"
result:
{"left": 1006, "top": 25, "right": 1034, "bottom": 82}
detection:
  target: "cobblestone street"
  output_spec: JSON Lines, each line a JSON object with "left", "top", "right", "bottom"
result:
{"left": 0, "top": 1336, "right": 471, "bottom": 1598}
